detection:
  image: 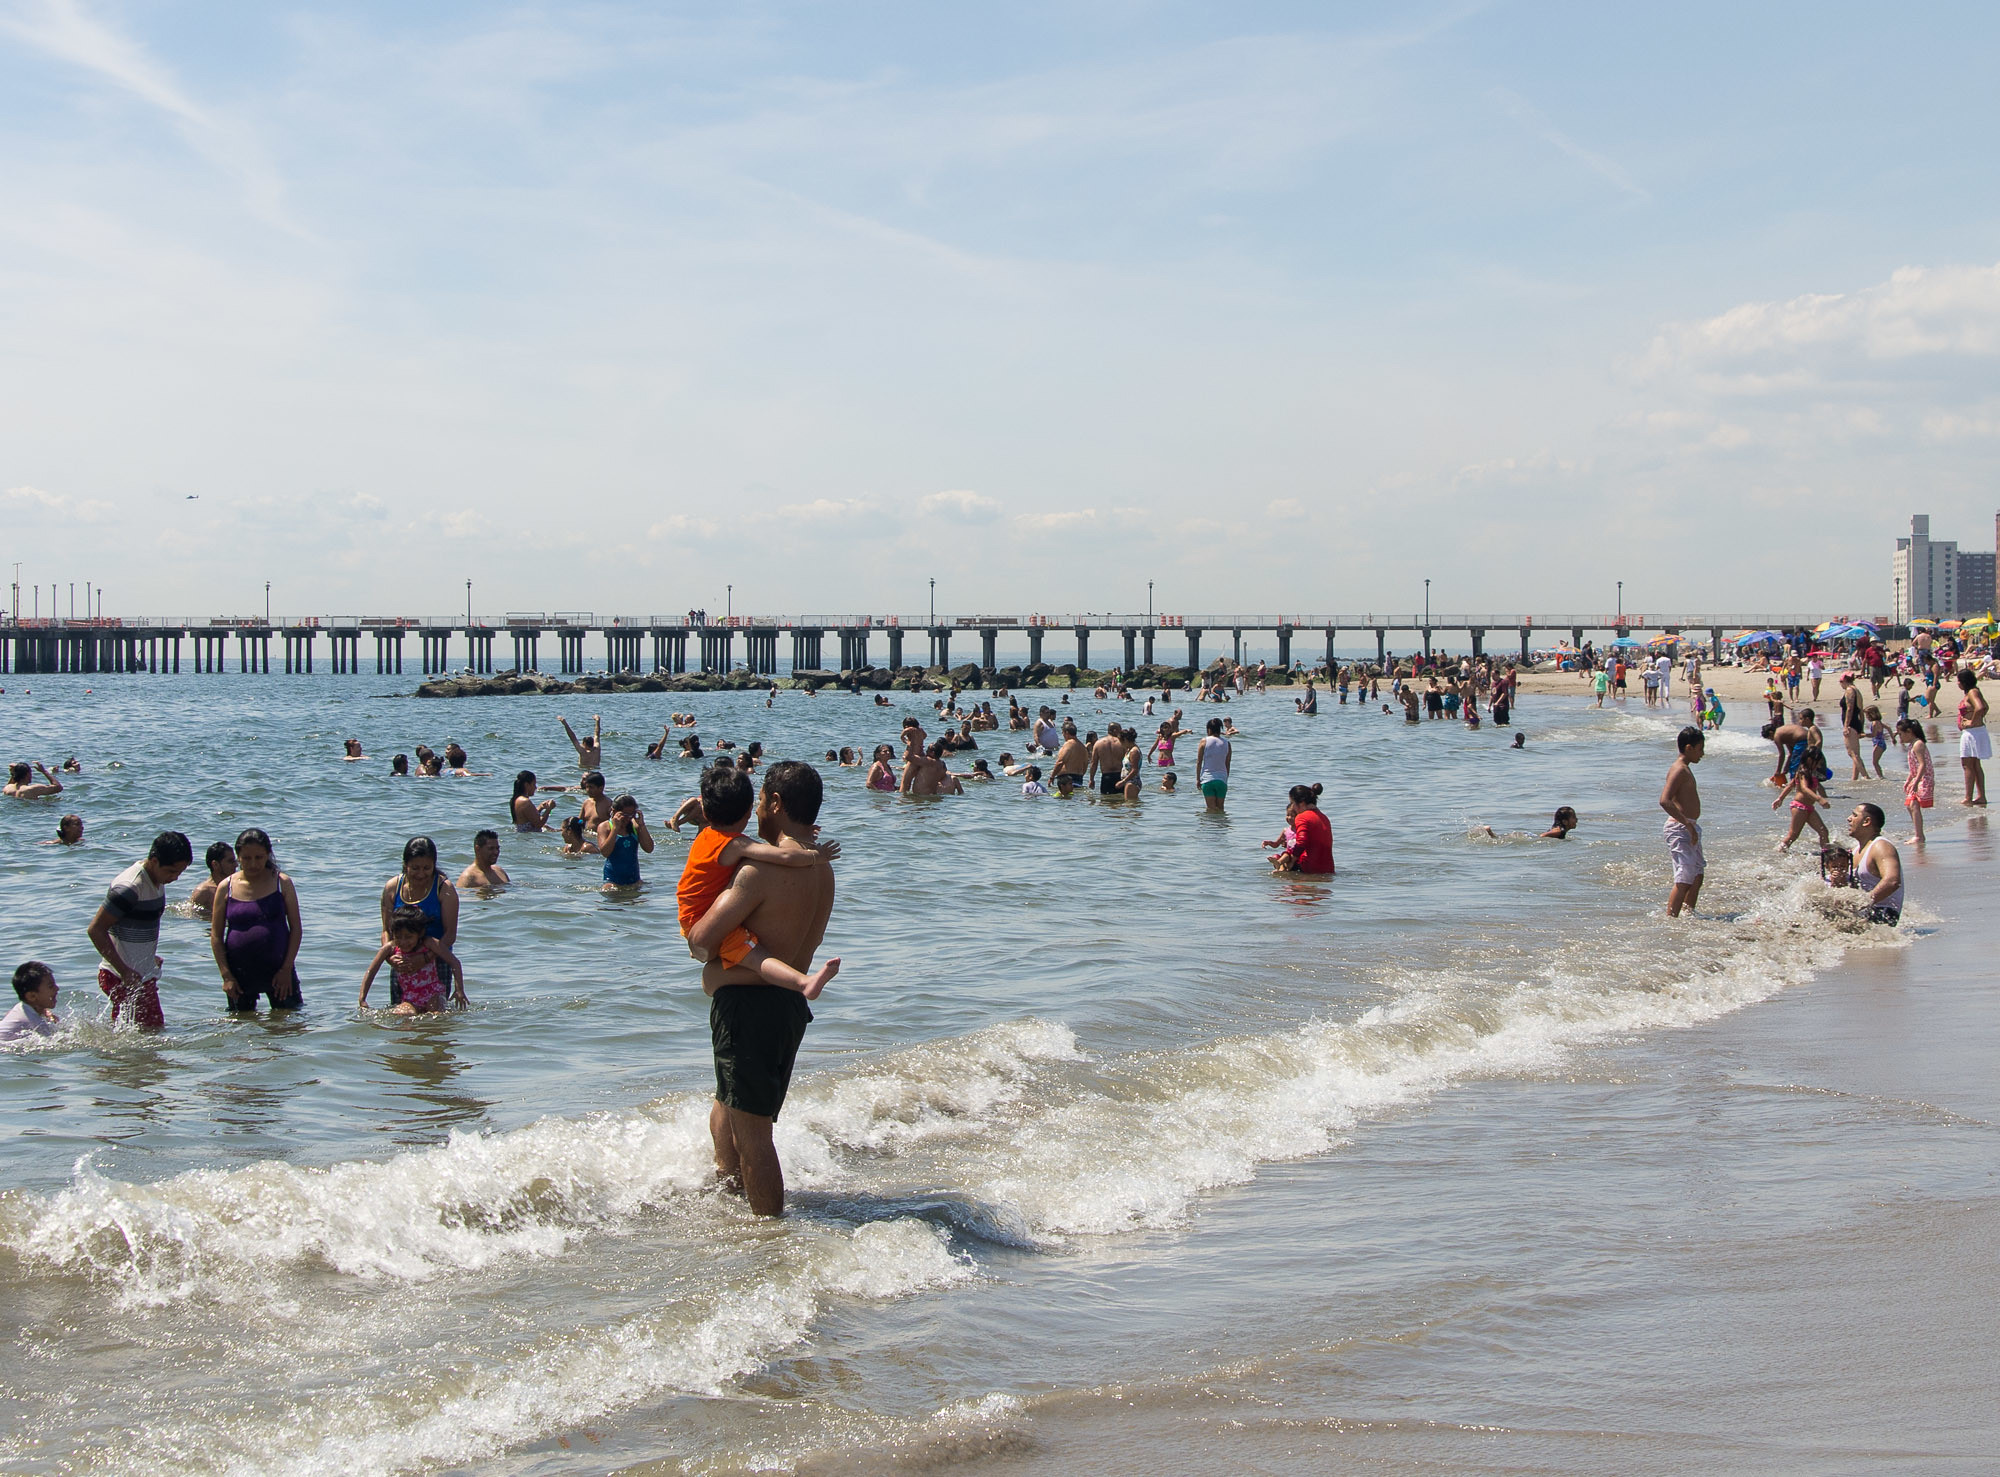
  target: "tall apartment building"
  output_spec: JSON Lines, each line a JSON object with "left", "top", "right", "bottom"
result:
{"left": 1893, "top": 513, "right": 1997, "bottom": 621}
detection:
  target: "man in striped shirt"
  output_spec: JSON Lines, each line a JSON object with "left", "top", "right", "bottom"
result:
{"left": 86, "top": 831, "right": 192, "bottom": 1031}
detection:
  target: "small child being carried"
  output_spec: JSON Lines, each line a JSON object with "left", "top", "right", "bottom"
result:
{"left": 677, "top": 764, "right": 840, "bottom": 999}
{"left": 360, "top": 905, "right": 467, "bottom": 1014}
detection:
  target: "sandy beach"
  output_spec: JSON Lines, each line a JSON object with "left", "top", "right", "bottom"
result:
{"left": 1518, "top": 660, "right": 1890, "bottom": 712}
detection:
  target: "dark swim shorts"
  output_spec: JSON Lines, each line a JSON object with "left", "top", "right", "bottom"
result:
{"left": 711, "top": 984, "right": 813, "bottom": 1119}
{"left": 1099, "top": 771, "right": 1122, "bottom": 796}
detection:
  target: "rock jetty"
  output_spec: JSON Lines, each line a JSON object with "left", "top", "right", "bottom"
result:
{"left": 412, "top": 662, "right": 1308, "bottom": 698}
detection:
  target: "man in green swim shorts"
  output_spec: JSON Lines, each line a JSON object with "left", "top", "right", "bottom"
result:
{"left": 1195, "top": 716, "right": 1231, "bottom": 813}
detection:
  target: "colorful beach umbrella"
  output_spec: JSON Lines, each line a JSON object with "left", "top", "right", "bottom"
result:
{"left": 1909, "top": 618, "right": 1938, "bottom": 628}
{"left": 1607, "top": 636, "right": 1643, "bottom": 647}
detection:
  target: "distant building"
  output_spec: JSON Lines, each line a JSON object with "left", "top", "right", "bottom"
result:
{"left": 1894, "top": 515, "right": 1956, "bottom": 621}
{"left": 1893, "top": 513, "right": 1995, "bottom": 620}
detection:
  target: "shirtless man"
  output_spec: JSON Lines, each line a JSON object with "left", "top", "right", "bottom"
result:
{"left": 341, "top": 738, "right": 366, "bottom": 762}
{"left": 188, "top": 841, "right": 237, "bottom": 917}
{"left": 901, "top": 740, "right": 958, "bottom": 795}
{"left": 1660, "top": 726, "right": 1705, "bottom": 917}
{"left": 560, "top": 714, "right": 602, "bottom": 770}
{"left": 1766, "top": 708, "right": 1818, "bottom": 786}
{"left": 689, "top": 761, "right": 837, "bottom": 1217}
{"left": 577, "top": 771, "right": 612, "bottom": 830}
{"left": 4, "top": 762, "right": 63, "bottom": 799}
{"left": 1086, "top": 725, "right": 1127, "bottom": 796}
{"left": 1051, "top": 721, "right": 1089, "bottom": 785}
{"left": 457, "top": 829, "right": 511, "bottom": 889}
{"left": 1033, "top": 708, "right": 1061, "bottom": 755}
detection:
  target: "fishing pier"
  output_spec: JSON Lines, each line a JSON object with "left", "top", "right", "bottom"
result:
{"left": 0, "top": 612, "right": 1860, "bottom": 678}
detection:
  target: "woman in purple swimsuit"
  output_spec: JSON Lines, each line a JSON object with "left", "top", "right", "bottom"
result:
{"left": 207, "top": 827, "right": 303, "bottom": 1012}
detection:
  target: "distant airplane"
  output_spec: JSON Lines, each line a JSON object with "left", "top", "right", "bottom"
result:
{"left": 186, "top": 494, "right": 198, "bottom": 500}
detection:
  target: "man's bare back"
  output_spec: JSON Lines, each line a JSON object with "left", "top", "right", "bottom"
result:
{"left": 702, "top": 838, "right": 835, "bottom": 991}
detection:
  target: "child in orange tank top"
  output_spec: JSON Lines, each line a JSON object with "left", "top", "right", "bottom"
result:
{"left": 677, "top": 765, "right": 840, "bottom": 999}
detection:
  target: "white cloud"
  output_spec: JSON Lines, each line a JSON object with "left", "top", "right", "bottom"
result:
{"left": 773, "top": 496, "right": 878, "bottom": 523}
{"left": 646, "top": 513, "right": 718, "bottom": 541}
{"left": 3, "top": 483, "right": 109, "bottom": 521}
{"left": 1637, "top": 262, "right": 2000, "bottom": 391}
{"left": 1265, "top": 497, "right": 1306, "bottom": 519}
{"left": 919, "top": 489, "right": 1001, "bottom": 522}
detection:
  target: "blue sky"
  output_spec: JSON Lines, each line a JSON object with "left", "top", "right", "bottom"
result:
{"left": 2, "top": 1, "right": 1998, "bottom": 621}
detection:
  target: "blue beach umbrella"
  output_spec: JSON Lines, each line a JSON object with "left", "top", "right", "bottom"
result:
{"left": 1607, "top": 636, "right": 1644, "bottom": 647}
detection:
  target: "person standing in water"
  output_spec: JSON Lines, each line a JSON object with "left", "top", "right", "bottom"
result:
{"left": 690, "top": 761, "right": 839, "bottom": 1217}
{"left": 86, "top": 831, "right": 192, "bottom": 1030}
{"left": 1954, "top": 668, "right": 1988, "bottom": 806}
{"left": 207, "top": 827, "right": 304, "bottom": 1013}
{"left": 560, "top": 714, "right": 603, "bottom": 770}
{"left": 379, "top": 836, "right": 459, "bottom": 961}
{"left": 511, "top": 771, "right": 556, "bottom": 832}
{"left": 1195, "top": 717, "right": 1231, "bottom": 813}
{"left": 597, "top": 795, "right": 654, "bottom": 887}
{"left": 1660, "top": 726, "right": 1705, "bottom": 917}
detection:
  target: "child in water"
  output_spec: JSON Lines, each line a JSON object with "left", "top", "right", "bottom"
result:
{"left": 677, "top": 764, "right": 839, "bottom": 999}
{"left": 1865, "top": 706, "right": 1889, "bottom": 778}
{"left": 1773, "top": 762, "right": 1832, "bottom": 852}
{"left": 1702, "top": 688, "right": 1726, "bottom": 730}
{"left": 359, "top": 905, "right": 466, "bottom": 1014}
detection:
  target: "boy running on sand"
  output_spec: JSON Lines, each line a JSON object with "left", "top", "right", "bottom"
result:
{"left": 679, "top": 765, "right": 840, "bottom": 999}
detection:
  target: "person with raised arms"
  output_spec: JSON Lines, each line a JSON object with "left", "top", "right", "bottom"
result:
{"left": 560, "top": 714, "right": 602, "bottom": 770}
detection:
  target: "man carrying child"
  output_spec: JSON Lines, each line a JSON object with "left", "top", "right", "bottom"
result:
{"left": 686, "top": 761, "right": 839, "bottom": 1217}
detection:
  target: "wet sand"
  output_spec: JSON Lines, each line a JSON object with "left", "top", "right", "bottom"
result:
{"left": 768, "top": 820, "right": 2000, "bottom": 1476}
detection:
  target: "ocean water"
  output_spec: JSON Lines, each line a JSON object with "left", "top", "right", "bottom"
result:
{"left": 0, "top": 676, "right": 1979, "bottom": 1474}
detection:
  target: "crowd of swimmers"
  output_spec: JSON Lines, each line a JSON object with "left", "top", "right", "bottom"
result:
{"left": 14, "top": 644, "right": 1969, "bottom": 1045}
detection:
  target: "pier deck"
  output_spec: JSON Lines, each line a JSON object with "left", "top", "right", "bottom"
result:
{"left": 0, "top": 612, "right": 1875, "bottom": 677}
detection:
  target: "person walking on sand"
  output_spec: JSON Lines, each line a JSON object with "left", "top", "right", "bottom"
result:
{"left": 1660, "top": 727, "right": 1705, "bottom": 917}
{"left": 1954, "top": 668, "right": 1988, "bottom": 806}
{"left": 689, "top": 761, "right": 839, "bottom": 1217}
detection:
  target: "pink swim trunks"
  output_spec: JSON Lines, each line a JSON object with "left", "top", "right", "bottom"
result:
{"left": 1663, "top": 819, "right": 1704, "bottom": 885}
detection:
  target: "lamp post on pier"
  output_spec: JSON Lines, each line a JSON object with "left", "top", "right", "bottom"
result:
{"left": 726, "top": 585, "right": 732, "bottom": 622}
{"left": 1617, "top": 581, "right": 1623, "bottom": 624}
{"left": 265, "top": 582, "right": 271, "bottom": 625}
{"left": 929, "top": 577, "right": 936, "bottom": 627}
{"left": 466, "top": 579, "right": 472, "bottom": 627}
{"left": 1148, "top": 580, "right": 1153, "bottom": 621}
{"left": 1423, "top": 578, "right": 1430, "bottom": 626}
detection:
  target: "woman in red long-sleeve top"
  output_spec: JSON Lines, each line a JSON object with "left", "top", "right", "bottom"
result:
{"left": 1265, "top": 783, "right": 1335, "bottom": 874}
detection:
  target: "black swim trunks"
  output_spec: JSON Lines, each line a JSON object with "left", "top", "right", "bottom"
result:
{"left": 1100, "top": 771, "right": 1122, "bottom": 796}
{"left": 711, "top": 984, "right": 813, "bottom": 1119}
{"left": 1866, "top": 904, "right": 1902, "bottom": 927}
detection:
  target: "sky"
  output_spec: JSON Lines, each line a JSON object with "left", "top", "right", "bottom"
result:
{"left": 2, "top": 0, "right": 1998, "bottom": 624}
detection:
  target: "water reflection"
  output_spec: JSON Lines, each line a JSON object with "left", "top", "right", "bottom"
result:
{"left": 1274, "top": 879, "right": 1335, "bottom": 910}
{"left": 82, "top": 1043, "right": 175, "bottom": 1141}
{"left": 375, "top": 1029, "right": 490, "bottom": 1143}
